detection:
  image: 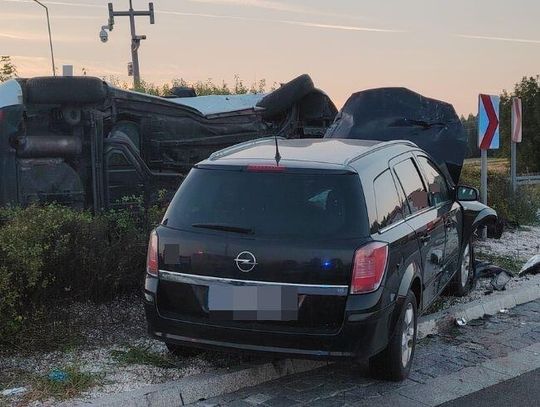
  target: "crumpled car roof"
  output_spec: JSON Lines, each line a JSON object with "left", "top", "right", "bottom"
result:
{"left": 324, "top": 87, "right": 467, "bottom": 185}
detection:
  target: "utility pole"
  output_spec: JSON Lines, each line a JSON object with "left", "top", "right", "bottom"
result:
{"left": 32, "top": 0, "right": 56, "bottom": 76}
{"left": 105, "top": 1, "right": 154, "bottom": 89}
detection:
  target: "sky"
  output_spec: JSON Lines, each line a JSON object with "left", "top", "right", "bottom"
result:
{"left": 1, "top": 0, "right": 539, "bottom": 115}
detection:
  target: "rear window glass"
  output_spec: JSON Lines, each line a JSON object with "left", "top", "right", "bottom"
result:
{"left": 163, "top": 168, "right": 367, "bottom": 238}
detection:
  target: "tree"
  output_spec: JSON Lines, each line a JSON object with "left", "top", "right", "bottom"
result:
{"left": 498, "top": 76, "right": 540, "bottom": 173}
{"left": 0, "top": 56, "right": 17, "bottom": 82}
{"left": 461, "top": 114, "right": 480, "bottom": 158}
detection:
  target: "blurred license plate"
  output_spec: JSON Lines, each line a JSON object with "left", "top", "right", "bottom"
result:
{"left": 208, "top": 285, "right": 298, "bottom": 321}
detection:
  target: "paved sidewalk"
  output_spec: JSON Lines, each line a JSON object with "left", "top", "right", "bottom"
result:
{"left": 190, "top": 299, "right": 540, "bottom": 406}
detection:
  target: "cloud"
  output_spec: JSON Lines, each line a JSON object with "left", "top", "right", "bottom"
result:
{"left": 457, "top": 34, "right": 540, "bottom": 45}
{"left": 0, "top": 12, "right": 100, "bottom": 21}
{"left": 2, "top": 0, "right": 101, "bottom": 8}
{"left": 278, "top": 20, "right": 403, "bottom": 33}
{"left": 186, "top": 0, "right": 311, "bottom": 14}
{"left": 1, "top": 0, "right": 401, "bottom": 35}
{"left": 0, "top": 30, "right": 92, "bottom": 43}
{"left": 157, "top": 10, "right": 401, "bottom": 34}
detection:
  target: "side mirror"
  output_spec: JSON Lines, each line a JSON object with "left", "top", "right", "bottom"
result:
{"left": 457, "top": 185, "right": 479, "bottom": 201}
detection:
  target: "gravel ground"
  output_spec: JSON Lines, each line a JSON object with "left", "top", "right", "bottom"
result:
{"left": 1, "top": 226, "right": 538, "bottom": 406}
{"left": 0, "top": 298, "right": 266, "bottom": 406}
{"left": 477, "top": 225, "right": 540, "bottom": 262}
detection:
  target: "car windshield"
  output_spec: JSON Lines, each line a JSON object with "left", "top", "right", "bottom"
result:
{"left": 163, "top": 168, "right": 367, "bottom": 238}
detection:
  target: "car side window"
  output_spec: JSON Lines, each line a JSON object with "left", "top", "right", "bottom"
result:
{"left": 393, "top": 159, "right": 429, "bottom": 214}
{"left": 416, "top": 156, "right": 450, "bottom": 206}
{"left": 372, "top": 169, "right": 404, "bottom": 233}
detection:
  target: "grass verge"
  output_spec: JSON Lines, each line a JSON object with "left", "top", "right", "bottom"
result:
{"left": 0, "top": 365, "right": 102, "bottom": 405}
{"left": 476, "top": 251, "right": 522, "bottom": 275}
{"left": 111, "top": 345, "right": 178, "bottom": 369}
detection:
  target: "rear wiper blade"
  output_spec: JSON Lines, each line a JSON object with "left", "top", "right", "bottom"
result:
{"left": 191, "top": 223, "right": 254, "bottom": 234}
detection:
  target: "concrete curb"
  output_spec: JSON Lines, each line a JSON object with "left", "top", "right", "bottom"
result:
{"left": 417, "top": 281, "right": 540, "bottom": 339}
{"left": 73, "top": 359, "right": 327, "bottom": 406}
{"left": 77, "top": 282, "right": 540, "bottom": 406}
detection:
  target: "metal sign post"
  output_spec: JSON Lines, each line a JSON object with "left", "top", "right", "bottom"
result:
{"left": 478, "top": 94, "right": 500, "bottom": 238}
{"left": 511, "top": 97, "right": 522, "bottom": 193}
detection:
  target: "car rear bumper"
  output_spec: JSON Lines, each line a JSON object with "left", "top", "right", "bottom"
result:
{"left": 144, "top": 290, "right": 396, "bottom": 360}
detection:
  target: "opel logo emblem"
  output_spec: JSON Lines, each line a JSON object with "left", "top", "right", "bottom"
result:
{"left": 234, "top": 251, "right": 257, "bottom": 272}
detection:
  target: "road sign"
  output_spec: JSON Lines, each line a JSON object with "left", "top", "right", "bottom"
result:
{"left": 511, "top": 97, "right": 522, "bottom": 143}
{"left": 478, "top": 94, "right": 500, "bottom": 150}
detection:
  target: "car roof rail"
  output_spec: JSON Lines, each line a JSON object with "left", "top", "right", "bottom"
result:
{"left": 209, "top": 136, "right": 287, "bottom": 161}
{"left": 344, "top": 139, "right": 418, "bottom": 166}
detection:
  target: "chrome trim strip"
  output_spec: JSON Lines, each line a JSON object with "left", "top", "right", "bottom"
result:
{"left": 158, "top": 270, "right": 349, "bottom": 296}
{"left": 154, "top": 331, "right": 354, "bottom": 357}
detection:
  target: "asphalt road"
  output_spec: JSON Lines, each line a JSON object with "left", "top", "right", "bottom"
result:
{"left": 190, "top": 299, "right": 540, "bottom": 406}
{"left": 439, "top": 368, "right": 540, "bottom": 407}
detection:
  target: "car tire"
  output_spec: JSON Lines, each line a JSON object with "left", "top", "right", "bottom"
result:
{"left": 368, "top": 290, "right": 418, "bottom": 381}
{"left": 448, "top": 240, "right": 475, "bottom": 297}
{"left": 166, "top": 343, "right": 201, "bottom": 357}
{"left": 26, "top": 76, "right": 108, "bottom": 104}
{"left": 256, "top": 74, "right": 314, "bottom": 118}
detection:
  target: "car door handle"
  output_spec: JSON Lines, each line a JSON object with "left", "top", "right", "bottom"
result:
{"left": 420, "top": 234, "right": 431, "bottom": 244}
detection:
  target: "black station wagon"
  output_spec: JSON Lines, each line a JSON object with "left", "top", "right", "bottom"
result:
{"left": 144, "top": 133, "right": 497, "bottom": 380}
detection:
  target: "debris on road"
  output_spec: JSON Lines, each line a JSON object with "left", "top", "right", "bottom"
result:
{"left": 0, "top": 386, "right": 27, "bottom": 397}
{"left": 491, "top": 270, "right": 513, "bottom": 291}
{"left": 48, "top": 368, "right": 69, "bottom": 383}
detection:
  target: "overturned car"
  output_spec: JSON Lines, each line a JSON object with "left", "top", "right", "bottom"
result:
{"left": 0, "top": 74, "right": 336, "bottom": 210}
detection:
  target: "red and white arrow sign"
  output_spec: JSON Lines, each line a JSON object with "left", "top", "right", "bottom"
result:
{"left": 478, "top": 94, "right": 500, "bottom": 150}
{"left": 511, "top": 97, "right": 522, "bottom": 143}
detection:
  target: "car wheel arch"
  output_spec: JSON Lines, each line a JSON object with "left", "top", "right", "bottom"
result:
{"left": 397, "top": 262, "right": 422, "bottom": 305}
{"left": 388, "top": 261, "right": 422, "bottom": 340}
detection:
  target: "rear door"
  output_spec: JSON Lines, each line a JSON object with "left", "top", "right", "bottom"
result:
{"left": 156, "top": 167, "right": 369, "bottom": 334}
{"left": 368, "top": 169, "right": 418, "bottom": 297}
{"left": 415, "top": 155, "right": 461, "bottom": 290}
{"left": 392, "top": 156, "right": 446, "bottom": 308}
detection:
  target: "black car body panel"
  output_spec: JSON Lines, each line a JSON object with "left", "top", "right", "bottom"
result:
{"left": 324, "top": 87, "right": 467, "bottom": 185}
{"left": 145, "top": 137, "right": 497, "bottom": 362}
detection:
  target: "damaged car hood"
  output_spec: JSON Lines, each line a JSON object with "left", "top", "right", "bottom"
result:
{"left": 324, "top": 87, "right": 467, "bottom": 185}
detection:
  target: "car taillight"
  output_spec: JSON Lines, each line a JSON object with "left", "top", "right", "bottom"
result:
{"left": 350, "top": 242, "right": 388, "bottom": 294}
{"left": 146, "top": 231, "right": 158, "bottom": 276}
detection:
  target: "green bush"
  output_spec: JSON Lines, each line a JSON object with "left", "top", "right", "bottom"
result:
{"left": 460, "top": 165, "right": 539, "bottom": 226}
{"left": 0, "top": 203, "right": 165, "bottom": 347}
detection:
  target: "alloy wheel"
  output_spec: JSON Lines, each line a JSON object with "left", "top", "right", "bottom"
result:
{"left": 461, "top": 244, "right": 471, "bottom": 288}
{"left": 401, "top": 303, "right": 415, "bottom": 368}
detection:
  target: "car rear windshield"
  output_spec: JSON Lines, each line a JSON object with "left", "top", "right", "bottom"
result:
{"left": 163, "top": 168, "right": 367, "bottom": 238}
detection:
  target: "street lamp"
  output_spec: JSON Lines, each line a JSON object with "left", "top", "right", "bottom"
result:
{"left": 32, "top": 0, "right": 56, "bottom": 76}
{"left": 101, "top": 1, "right": 155, "bottom": 88}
